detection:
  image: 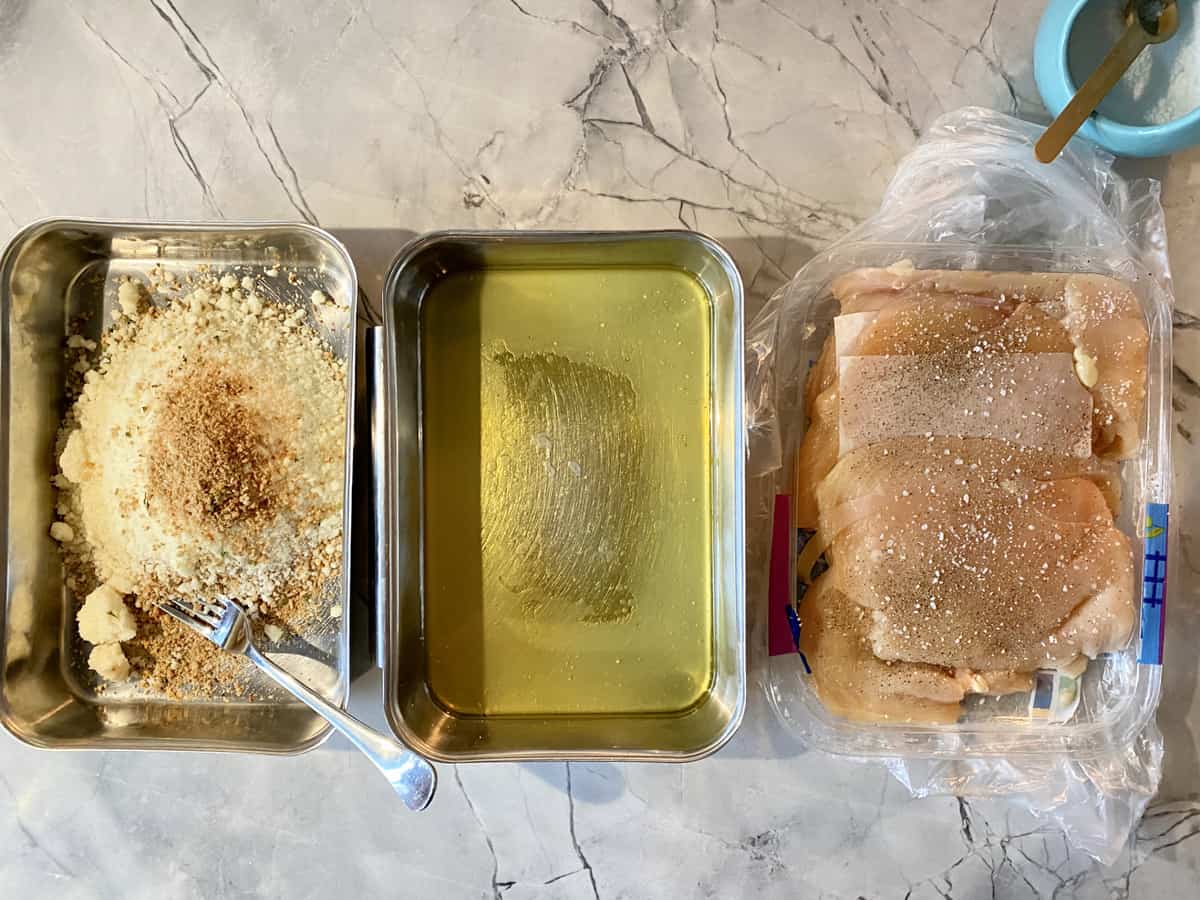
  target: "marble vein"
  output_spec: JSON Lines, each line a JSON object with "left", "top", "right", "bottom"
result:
{"left": 149, "top": 0, "right": 320, "bottom": 224}
{"left": 455, "top": 767, "right": 504, "bottom": 899}
{"left": 505, "top": 0, "right": 608, "bottom": 41}
{"left": 82, "top": 14, "right": 219, "bottom": 215}
{"left": 566, "top": 764, "right": 601, "bottom": 900}
{"left": 358, "top": 1, "right": 507, "bottom": 221}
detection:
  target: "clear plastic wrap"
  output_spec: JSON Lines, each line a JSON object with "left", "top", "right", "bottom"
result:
{"left": 749, "top": 108, "right": 1173, "bottom": 863}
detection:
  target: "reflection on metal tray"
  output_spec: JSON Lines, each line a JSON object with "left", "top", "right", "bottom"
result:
{"left": 0, "top": 219, "right": 357, "bottom": 754}
{"left": 377, "top": 230, "right": 745, "bottom": 761}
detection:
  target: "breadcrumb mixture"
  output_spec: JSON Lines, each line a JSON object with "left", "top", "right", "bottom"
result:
{"left": 51, "top": 268, "right": 347, "bottom": 699}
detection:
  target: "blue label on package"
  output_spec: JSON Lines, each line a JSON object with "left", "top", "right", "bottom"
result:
{"left": 1138, "top": 503, "right": 1169, "bottom": 666}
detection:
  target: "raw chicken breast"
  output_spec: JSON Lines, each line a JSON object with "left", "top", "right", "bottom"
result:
{"left": 815, "top": 436, "right": 1122, "bottom": 537}
{"left": 848, "top": 298, "right": 1008, "bottom": 355}
{"left": 790, "top": 267, "right": 1147, "bottom": 725}
{"left": 794, "top": 295, "right": 1098, "bottom": 525}
{"left": 795, "top": 296, "right": 1017, "bottom": 528}
{"left": 816, "top": 438, "right": 1135, "bottom": 671}
{"left": 799, "top": 572, "right": 1032, "bottom": 724}
{"left": 986, "top": 303, "right": 1076, "bottom": 354}
{"left": 828, "top": 267, "right": 1148, "bottom": 459}
{"left": 793, "top": 385, "right": 837, "bottom": 530}
{"left": 1063, "top": 277, "right": 1148, "bottom": 459}
{"left": 836, "top": 299, "right": 1074, "bottom": 356}
{"left": 837, "top": 351, "right": 1093, "bottom": 457}
{"left": 832, "top": 266, "right": 1070, "bottom": 308}
{"left": 795, "top": 265, "right": 1145, "bottom": 512}
{"left": 805, "top": 334, "right": 837, "bottom": 414}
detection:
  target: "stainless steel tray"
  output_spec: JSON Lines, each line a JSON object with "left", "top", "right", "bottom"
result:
{"left": 376, "top": 230, "right": 746, "bottom": 761}
{"left": 0, "top": 219, "right": 357, "bottom": 753}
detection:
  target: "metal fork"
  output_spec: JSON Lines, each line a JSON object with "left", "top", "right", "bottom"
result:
{"left": 157, "top": 595, "right": 436, "bottom": 810}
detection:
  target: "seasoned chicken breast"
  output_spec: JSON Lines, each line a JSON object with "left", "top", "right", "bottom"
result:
{"left": 795, "top": 266, "right": 1145, "bottom": 522}
{"left": 826, "top": 267, "right": 1148, "bottom": 459}
{"left": 817, "top": 438, "right": 1135, "bottom": 672}
{"left": 793, "top": 267, "right": 1146, "bottom": 725}
{"left": 799, "top": 572, "right": 1033, "bottom": 725}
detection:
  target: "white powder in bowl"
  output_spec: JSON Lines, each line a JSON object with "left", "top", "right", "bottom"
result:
{"left": 1069, "top": 0, "right": 1199, "bottom": 126}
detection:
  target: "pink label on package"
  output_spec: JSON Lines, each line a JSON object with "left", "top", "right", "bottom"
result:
{"left": 768, "top": 494, "right": 796, "bottom": 657}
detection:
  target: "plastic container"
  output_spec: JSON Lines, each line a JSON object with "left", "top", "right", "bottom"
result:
{"left": 760, "top": 240, "right": 1172, "bottom": 760}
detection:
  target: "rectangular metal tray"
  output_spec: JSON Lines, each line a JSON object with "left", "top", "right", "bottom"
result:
{"left": 376, "top": 230, "right": 746, "bottom": 761}
{"left": 0, "top": 219, "right": 357, "bottom": 753}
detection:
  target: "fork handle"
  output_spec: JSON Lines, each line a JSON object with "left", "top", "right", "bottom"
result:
{"left": 244, "top": 644, "right": 436, "bottom": 810}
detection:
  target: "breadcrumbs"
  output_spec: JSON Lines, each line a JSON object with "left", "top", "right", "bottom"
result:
{"left": 55, "top": 270, "right": 347, "bottom": 699}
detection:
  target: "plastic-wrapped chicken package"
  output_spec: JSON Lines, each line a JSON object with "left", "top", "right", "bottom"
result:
{"left": 748, "top": 108, "right": 1173, "bottom": 864}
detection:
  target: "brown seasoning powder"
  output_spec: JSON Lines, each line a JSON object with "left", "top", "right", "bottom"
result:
{"left": 147, "top": 361, "right": 282, "bottom": 533}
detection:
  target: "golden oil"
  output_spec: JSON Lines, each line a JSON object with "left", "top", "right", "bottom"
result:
{"left": 421, "top": 267, "right": 714, "bottom": 716}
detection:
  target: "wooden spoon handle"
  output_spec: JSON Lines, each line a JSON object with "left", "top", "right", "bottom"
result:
{"left": 1035, "top": 19, "right": 1150, "bottom": 163}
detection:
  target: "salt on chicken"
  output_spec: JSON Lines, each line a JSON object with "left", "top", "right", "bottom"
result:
{"left": 818, "top": 438, "right": 1135, "bottom": 673}
{"left": 799, "top": 572, "right": 1032, "bottom": 725}
{"left": 794, "top": 270, "right": 1147, "bottom": 530}
{"left": 828, "top": 267, "right": 1148, "bottom": 459}
{"left": 794, "top": 266, "right": 1147, "bottom": 724}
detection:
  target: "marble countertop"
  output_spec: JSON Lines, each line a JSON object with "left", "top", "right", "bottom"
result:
{"left": 2, "top": 2, "right": 1198, "bottom": 898}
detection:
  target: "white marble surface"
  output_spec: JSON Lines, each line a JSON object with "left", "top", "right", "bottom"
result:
{"left": 1, "top": 1, "right": 1198, "bottom": 898}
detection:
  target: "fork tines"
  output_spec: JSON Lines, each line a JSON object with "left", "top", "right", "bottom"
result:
{"left": 158, "top": 596, "right": 225, "bottom": 632}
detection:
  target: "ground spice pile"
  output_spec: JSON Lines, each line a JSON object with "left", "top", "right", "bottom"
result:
{"left": 147, "top": 361, "right": 280, "bottom": 533}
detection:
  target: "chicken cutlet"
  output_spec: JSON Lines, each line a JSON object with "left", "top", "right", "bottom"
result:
{"left": 793, "top": 266, "right": 1147, "bottom": 724}
{"left": 828, "top": 266, "right": 1147, "bottom": 459}
{"left": 799, "top": 571, "right": 1033, "bottom": 725}
{"left": 818, "top": 439, "right": 1134, "bottom": 672}
{"left": 794, "top": 269, "right": 1146, "bottom": 529}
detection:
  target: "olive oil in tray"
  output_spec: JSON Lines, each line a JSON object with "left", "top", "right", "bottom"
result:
{"left": 422, "top": 267, "right": 714, "bottom": 717}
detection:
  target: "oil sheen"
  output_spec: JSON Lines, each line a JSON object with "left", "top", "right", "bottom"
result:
{"left": 421, "top": 267, "right": 714, "bottom": 716}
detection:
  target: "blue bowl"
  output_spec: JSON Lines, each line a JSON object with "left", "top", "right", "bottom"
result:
{"left": 1035, "top": 0, "right": 1200, "bottom": 157}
